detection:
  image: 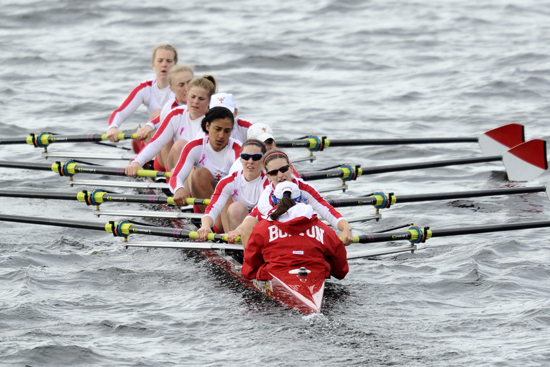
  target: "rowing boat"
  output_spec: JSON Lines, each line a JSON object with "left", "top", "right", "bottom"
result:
{"left": 130, "top": 145, "right": 330, "bottom": 314}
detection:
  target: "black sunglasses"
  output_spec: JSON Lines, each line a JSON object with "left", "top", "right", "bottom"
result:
{"left": 266, "top": 164, "right": 291, "bottom": 176}
{"left": 240, "top": 153, "right": 264, "bottom": 161}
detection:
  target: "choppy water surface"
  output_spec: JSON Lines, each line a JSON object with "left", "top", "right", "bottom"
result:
{"left": 1, "top": 1, "right": 550, "bottom": 366}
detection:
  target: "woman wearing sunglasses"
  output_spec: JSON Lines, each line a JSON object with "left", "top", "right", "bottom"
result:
{"left": 169, "top": 106, "right": 242, "bottom": 208}
{"left": 241, "top": 181, "right": 349, "bottom": 281}
{"left": 240, "top": 150, "right": 354, "bottom": 247}
{"left": 196, "top": 139, "right": 270, "bottom": 241}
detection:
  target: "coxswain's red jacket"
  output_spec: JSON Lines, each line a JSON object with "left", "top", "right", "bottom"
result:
{"left": 241, "top": 203, "right": 349, "bottom": 281}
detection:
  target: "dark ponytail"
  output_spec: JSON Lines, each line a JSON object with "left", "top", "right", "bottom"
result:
{"left": 269, "top": 193, "right": 296, "bottom": 221}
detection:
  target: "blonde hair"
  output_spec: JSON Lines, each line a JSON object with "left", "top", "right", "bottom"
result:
{"left": 168, "top": 65, "right": 194, "bottom": 86}
{"left": 152, "top": 44, "right": 178, "bottom": 64}
{"left": 188, "top": 75, "right": 218, "bottom": 99}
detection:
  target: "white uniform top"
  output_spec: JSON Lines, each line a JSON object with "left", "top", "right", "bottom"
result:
{"left": 251, "top": 177, "right": 345, "bottom": 228}
{"left": 204, "top": 170, "right": 270, "bottom": 223}
{"left": 132, "top": 106, "right": 204, "bottom": 167}
{"left": 145, "top": 97, "right": 185, "bottom": 130}
{"left": 169, "top": 136, "right": 242, "bottom": 193}
{"left": 195, "top": 116, "right": 252, "bottom": 144}
{"left": 107, "top": 79, "right": 173, "bottom": 130}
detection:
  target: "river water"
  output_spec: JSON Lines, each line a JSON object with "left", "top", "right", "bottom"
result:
{"left": 1, "top": 0, "right": 550, "bottom": 366}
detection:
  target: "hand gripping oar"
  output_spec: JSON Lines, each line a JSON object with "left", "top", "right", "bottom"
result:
{"left": 277, "top": 124, "right": 525, "bottom": 155}
{"left": 299, "top": 139, "right": 548, "bottom": 183}
{"left": 0, "top": 189, "right": 210, "bottom": 207}
{"left": 0, "top": 132, "right": 138, "bottom": 148}
{"left": 0, "top": 160, "right": 170, "bottom": 179}
{"left": 0, "top": 214, "right": 239, "bottom": 243}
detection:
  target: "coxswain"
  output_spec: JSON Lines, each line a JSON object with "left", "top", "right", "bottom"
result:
{"left": 240, "top": 150, "right": 354, "bottom": 247}
{"left": 125, "top": 75, "right": 217, "bottom": 176}
{"left": 197, "top": 139, "right": 269, "bottom": 240}
{"left": 169, "top": 106, "right": 242, "bottom": 209}
{"left": 107, "top": 44, "right": 177, "bottom": 142}
{"left": 241, "top": 181, "right": 349, "bottom": 281}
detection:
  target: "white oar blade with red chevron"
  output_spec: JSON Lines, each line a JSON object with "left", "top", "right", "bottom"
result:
{"left": 502, "top": 139, "right": 548, "bottom": 181}
{"left": 478, "top": 123, "right": 525, "bottom": 156}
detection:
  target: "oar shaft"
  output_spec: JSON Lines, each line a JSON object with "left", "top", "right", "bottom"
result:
{"left": 0, "top": 133, "right": 136, "bottom": 146}
{"left": 276, "top": 137, "right": 478, "bottom": 149}
{"left": 430, "top": 220, "right": 550, "bottom": 238}
{"left": 0, "top": 160, "right": 170, "bottom": 178}
{"left": 397, "top": 186, "right": 546, "bottom": 203}
{"left": 360, "top": 156, "right": 501, "bottom": 175}
{"left": 0, "top": 189, "right": 210, "bottom": 206}
{"left": 0, "top": 214, "right": 107, "bottom": 231}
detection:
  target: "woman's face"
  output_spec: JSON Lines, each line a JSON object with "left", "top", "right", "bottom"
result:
{"left": 206, "top": 117, "right": 234, "bottom": 152}
{"left": 151, "top": 49, "right": 175, "bottom": 80}
{"left": 240, "top": 145, "right": 264, "bottom": 180}
{"left": 187, "top": 86, "right": 210, "bottom": 119}
{"left": 170, "top": 71, "right": 193, "bottom": 104}
{"left": 265, "top": 157, "right": 293, "bottom": 186}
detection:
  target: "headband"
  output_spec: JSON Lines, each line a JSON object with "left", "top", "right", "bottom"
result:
{"left": 243, "top": 140, "right": 266, "bottom": 153}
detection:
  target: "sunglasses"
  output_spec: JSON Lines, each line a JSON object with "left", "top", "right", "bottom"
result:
{"left": 240, "top": 153, "right": 264, "bottom": 161}
{"left": 266, "top": 164, "right": 291, "bottom": 176}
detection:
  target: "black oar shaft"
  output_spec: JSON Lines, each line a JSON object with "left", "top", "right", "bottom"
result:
{"left": 276, "top": 137, "right": 478, "bottom": 149}
{"left": 430, "top": 220, "right": 550, "bottom": 238}
{"left": 360, "top": 156, "right": 500, "bottom": 175}
{"left": 0, "top": 133, "right": 136, "bottom": 146}
{"left": 356, "top": 220, "right": 550, "bottom": 244}
{"left": 0, "top": 214, "right": 106, "bottom": 231}
{"left": 397, "top": 186, "right": 545, "bottom": 203}
{"left": 0, "top": 161, "right": 53, "bottom": 171}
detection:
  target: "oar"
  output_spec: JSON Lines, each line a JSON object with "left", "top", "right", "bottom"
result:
{"left": 351, "top": 220, "right": 550, "bottom": 246}
{"left": 0, "top": 132, "right": 137, "bottom": 147}
{"left": 1, "top": 185, "right": 547, "bottom": 211}
{"left": 326, "top": 185, "right": 549, "bottom": 209}
{"left": 277, "top": 124, "right": 525, "bottom": 155}
{"left": 0, "top": 160, "right": 170, "bottom": 178}
{"left": 0, "top": 214, "right": 238, "bottom": 242}
{"left": 0, "top": 189, "right": 209, "bottom": 206}
{"left": 299, "top": 139, "right": 548, "bottom": 182}
{"left": 0, "top": 139, "right": 544, "bottom": 183}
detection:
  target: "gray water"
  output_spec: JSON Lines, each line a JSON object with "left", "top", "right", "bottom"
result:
{"left": 1, "top": 0, "right": 550, "bottom": 366}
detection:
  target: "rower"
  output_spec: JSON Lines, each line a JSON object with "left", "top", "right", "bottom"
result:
{"left": 170, "top": 106, "right": 242, "bottom": 210}
{"left": 124, "top": 75, "right": 217, "bottom": 176}
{"left": 134, "top": 65, "right": 194, "bottom": 142}
{"left": 208, "top": 93, "right": 252, "bottom": 144}
{"left": 228, "top": 123, "right": 299, "bottom": 178}
{"left": 239, "top": 150, "right": 354, "bottom": 247}
{"left": 197, "top": 139, "right": 269, "bottom": 240}
{"left": 241, "top": 181, "right": 349, "bottom": 281}
{"left": 107, "top": 44, "right": 178, "bottom": 142}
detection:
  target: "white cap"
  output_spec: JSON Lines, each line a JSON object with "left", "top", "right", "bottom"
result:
{"left": 272, "top": 181, "right": 301, "bottom": 204}
{"left": 248, "top": 123, "right": 275, "bottom": 142}
{"left": 210, "top": 93, "right": 235, "bottom": 113}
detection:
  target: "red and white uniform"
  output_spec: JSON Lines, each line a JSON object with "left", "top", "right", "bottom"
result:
{"left": 232, "top": 117, "right": 252, "bottom": 143}
{"left": 241, "top": 203, "right": 349, "bottom": 280}
{"left": 107, "top": 79, "right": 173, "bottom": 130}
{"left": 145, "top": 97, "right": 185, "bottom": 130}
{"left": 249, "top": 178, "right": 344, "bottom": 228}
{"left": 132, "top": 106, "right": 204, "bottom": 167}
{"left": 169, "top": 136, "right": 242, "bottom": 193}
{"left": 204, "top": 170, "right": 270, "bottom": 223}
